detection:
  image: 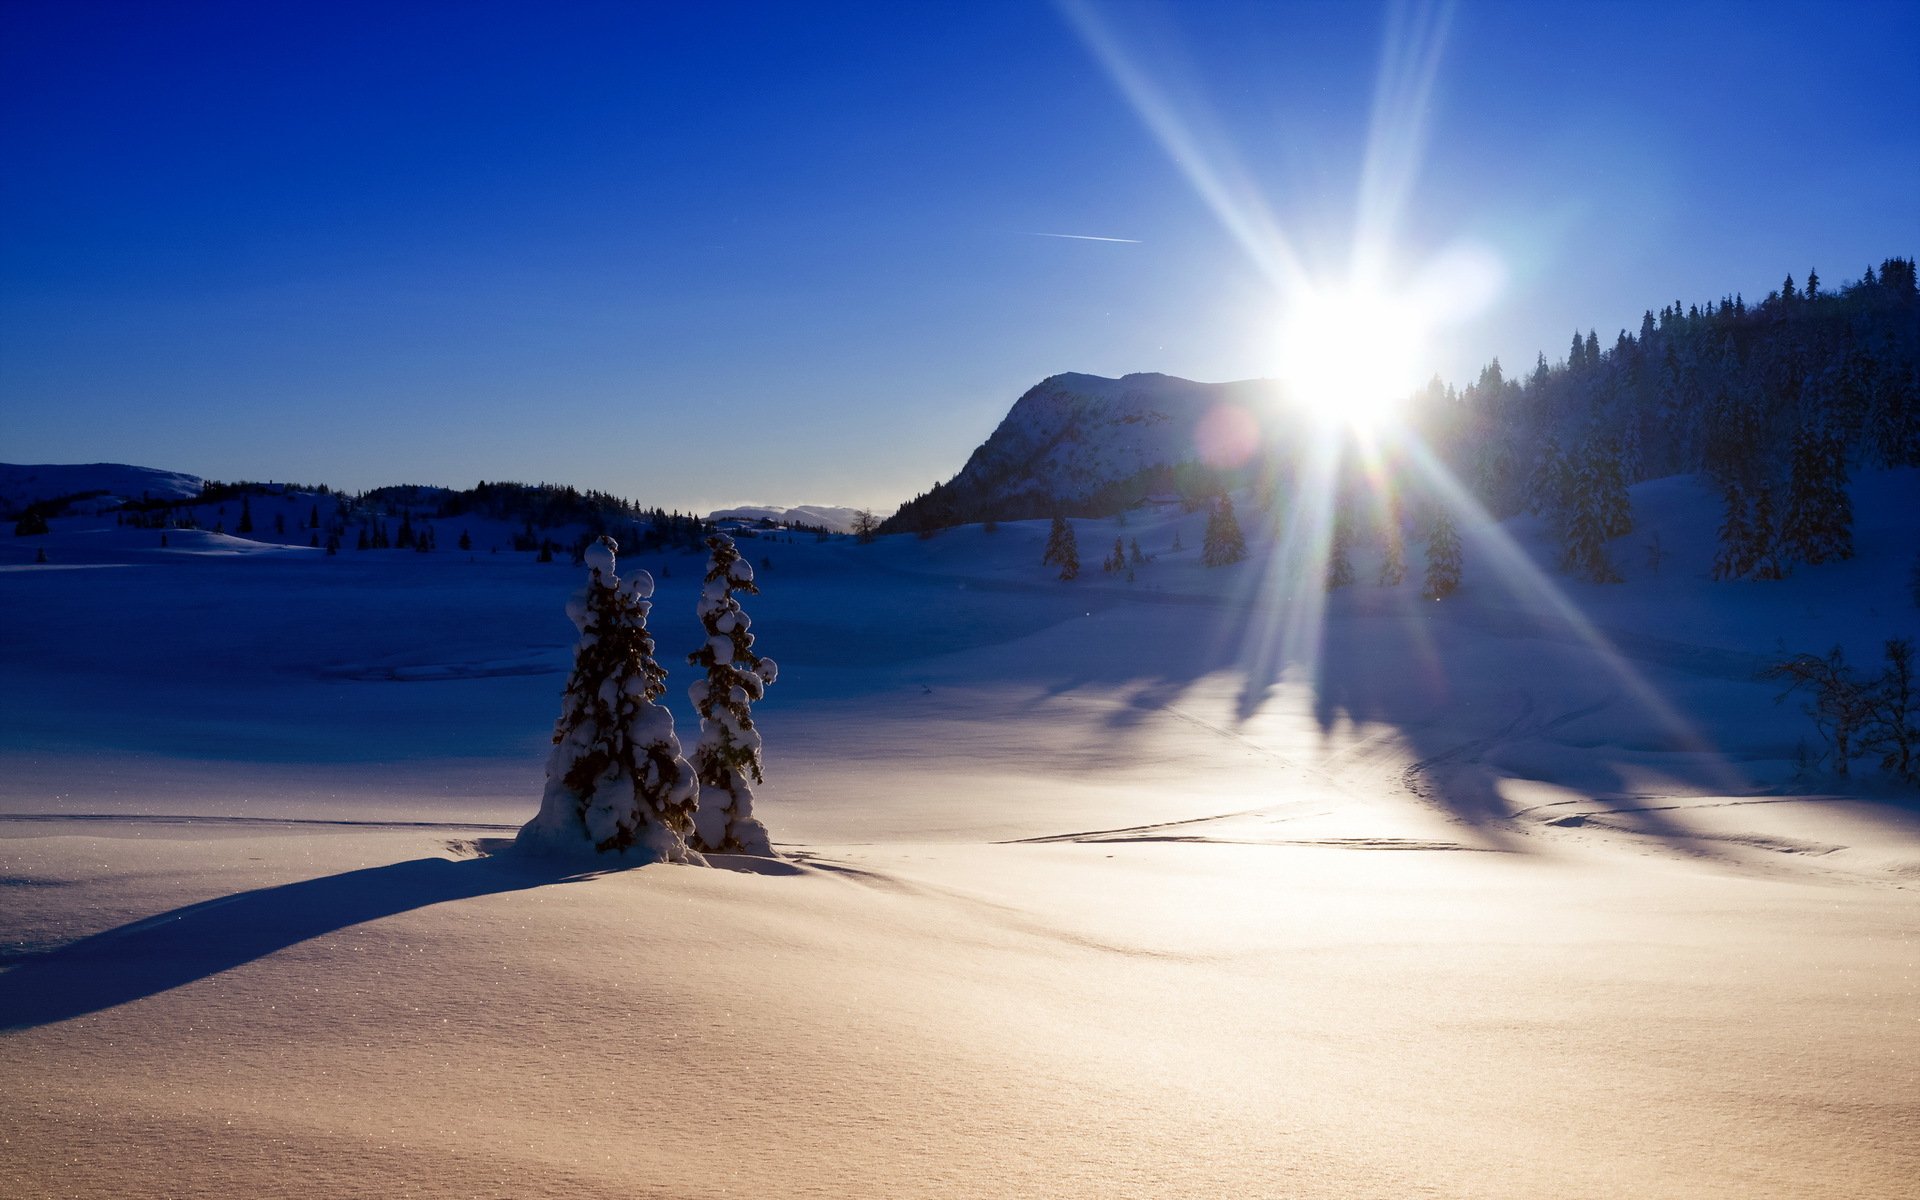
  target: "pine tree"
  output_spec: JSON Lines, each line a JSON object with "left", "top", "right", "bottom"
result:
{"left": 356, "top": 526, "right": 370, "bottom": 551}
{"left": 13, "top": 509, "right": 49, "bottom": 536}
{"left": 1527, "top": 437, "right": 1569, "bottom": 524}
{"left": 236, "top": 496, "right": 254, "bottom": 534}
{"left": 1129, "top": 537, "right": 1146, "bottom": 566}
{"left": 1423, "top": 507, "right": 1461, "bottom": 600}
{"left": 1043, "top": 515, "right": 1079, "bottom": 580}
{"left": 1324, "top": 511, "right": 1354, "bottom": 589}
{"left": 1555, "top": 438, "right": 1628, "bottom": 583}
{"left": 687, "top": 534, "right": 778, "bottom": 855}
{"left": 1749, "top": 482, "right": 1789, "bottom": 579}
{"left": 1712, "top": 481, "right": 1754, "bottom": 580}
{"left": 1593, "top": 439, "right": 1632, "bottom": 537}
{"left": 1103, "top": 536, "right": 1125, "bottom": 574}
{"left": 1783, "top": 427, "right": 1854, "bottom": 567}
{"left": 1377, "top": 521, "right": 1406, "bottom": 586}
{"left": 1202, "top": 496, "right": 1246, "bottom": 567}
{"left": 517, "top": 537, "right": 699, "bottom": 860}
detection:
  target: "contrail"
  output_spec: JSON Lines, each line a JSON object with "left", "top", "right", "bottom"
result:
{"left": 1025, "top": 231, "right": 1143, "bottom": 243}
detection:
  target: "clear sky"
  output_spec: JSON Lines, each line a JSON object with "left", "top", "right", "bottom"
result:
{"left": 3, "top": 0, "right": 1916, "bottom": 513}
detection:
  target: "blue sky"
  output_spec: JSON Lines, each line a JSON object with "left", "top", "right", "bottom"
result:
{"left": 3, "top": 0, "right": 1916, "bottom": 512}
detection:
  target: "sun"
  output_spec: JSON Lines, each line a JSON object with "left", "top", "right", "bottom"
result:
{"left": 1276, "top": 280, "right": 1430, "bottom": 434}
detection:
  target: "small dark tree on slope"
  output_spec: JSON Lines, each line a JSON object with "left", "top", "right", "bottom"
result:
{"left": 1202, "top": 496, "right": 1246, "bottom": 567}
{"left": 1424, "top": 507, "right": 1462, "bottom": 600}
{"left": 1103, "top": 536, "right": 1126, "bottom": 574}
{"left": 14, "top": 509, "right": 49, "bottom": 537}
{"left": 1765, "top": 646, "right": 1873, "bottom": 779}
{"left": 1712, "top": 482, "right": 1754, "bottom": 581}
{"left": 1377, "top": 520, "right": 1406, "bottom": 586}
{"left": 1782, "top": 427, "right": 1854, "bottom": 566}
{"left": 1325, "top": 510, "right": 1354, "bottom": 590}
{"left": 687, "top": 534, "right": 779, "bottom": 854}
{"left": 851, "top": 510, "right": 879, "bottom": 544}
{"left": 518, "top": 537, "right": 699, "bottom": 860}
{"left": 1558, "top": 440, "right": 1623, "bottom": 583}
{"left": 1749, "top": 482, "right": 1789, "bottom": 579}
{"left": 1866, "top": 639, "right": 1918, "bottom": 783}
{"left": 1043, "top": 515, "right": 1079, "bottom": 580}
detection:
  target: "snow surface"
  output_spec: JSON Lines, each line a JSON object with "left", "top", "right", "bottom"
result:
{"left": 2, "top": 471, "right": 1918, "bottom": 1198}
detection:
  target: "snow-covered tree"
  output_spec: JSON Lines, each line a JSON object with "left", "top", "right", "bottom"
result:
{"left": 1557, "top": 441, "right": 1623, "bottom": 583}
{"left": 1423, "top": 506, "right": 1461, "bottom": 600}
{"left": 1202, "top": 495, "right": 1246, "bottom": 567}
{"left": 1128, "top": 537, "right": 1146, "bottom": 566}
{"left": 1103, "top": 536, "right": 1126, "bottom": 574}
{"left": 1711, "top": 481, "right": 1753, "bottom": 580}
{"left": 1749, "top": 482, "right": 1789, "bottom": 579}
{"left": 1377, "top": 521, "right": 1406, "bottom": 586}
{"left": 1324, "top": 512, "right": 1354, "bottom": 590}
{"left": 1782, "top": 427, "right": 1853, "bottom": 566}
{"left": 1043, "top": 515, "right": 1079, "bottom": 580}
{"left": 519, "top": 536, "right": 699, "bottom": 861}
{"left": 687, "top": 534, "right": 779, "bottom": 855}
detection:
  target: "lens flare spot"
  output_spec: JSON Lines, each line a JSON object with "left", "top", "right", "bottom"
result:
{"left": 1194, "top": 403, "right": 1261, "bottom": 469}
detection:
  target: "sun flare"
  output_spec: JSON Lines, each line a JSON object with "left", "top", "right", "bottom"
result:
{"left": 1276, "top": 281, "right": 1430, "bottom": 433}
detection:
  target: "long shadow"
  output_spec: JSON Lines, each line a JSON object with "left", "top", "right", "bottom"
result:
{"left": 0, "top": 848, "right": 597, "bottom": 1032}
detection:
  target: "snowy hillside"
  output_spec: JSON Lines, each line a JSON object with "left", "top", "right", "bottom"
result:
{"left": 3, "top": 465, "right": 1918, "bottom": 1199}
{"left": 0, "top": 462, "right": 203, "bottom": 516}
{"left": 708, "top": 503, "right": 868, "bottom": 533}
{"left": 887, "top": 372, "right": 1296, "bottom": 528}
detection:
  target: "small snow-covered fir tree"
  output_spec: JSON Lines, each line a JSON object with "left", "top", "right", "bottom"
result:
{"left": 1423, "top": 506, "right": 1461, "bottom": 600}
{"left": 519, "top": 537, "right": 699, "bottom": 861}
{"left": 1325, "top": 512, "right": 1354, "bottom": 590}
{"left": 1103, "top": 536, "right": 1126, "bottom": 574}
{"left": 1712, "top": 481, "right": 1753, "bottom": 580}
{"left": 1750, "top": 481, "right": 1789, "bottom": 580}
{"left": 1558, "top": 441, "right": 1623, "bottom": 583}
{"left": 1782, "top": 427, "right": 1854, "bottom": 566}
{"left": 1377, "top": 521, "right": 1406, "bottom": 586}
{"left": 1202, "top": 496, "right": 1246, "bottom": 567}
{"left": 1043, "top": 515, "right": 1079, "bottom": 580}
{"left": 687, "top": 534, "right": 779, "bottom": 855}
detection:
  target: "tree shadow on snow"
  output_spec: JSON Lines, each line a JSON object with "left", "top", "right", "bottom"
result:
{"left": 0, "top": 844, "right": 601, "bottom": 1032}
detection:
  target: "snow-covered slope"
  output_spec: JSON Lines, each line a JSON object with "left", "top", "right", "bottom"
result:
{"left": 0, "top": 462, "right": 203, "bottom": 516}
{"left": 3, "top": 468, "right": 1919, "bottom": 1199}
{"left": 891, "top": 372, "right": 1293, "bottom": 526}
{"left": 708, "top": 503, "right": 868, "bottom": 533}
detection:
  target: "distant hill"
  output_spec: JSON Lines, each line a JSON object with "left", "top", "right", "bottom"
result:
{"left": 883, "top": 372, "right": 1294, "bottom": 531}
{"left": 708, "top": 504, "right": 868, "bottom": 533}
{"left": 0, "top": 462, "right": 204, "bottom": 517}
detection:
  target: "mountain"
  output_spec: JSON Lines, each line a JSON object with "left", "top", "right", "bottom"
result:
{"left": 883, "top": 372, "right": 1291, "bottom": 531}
{"left": 708, "top": 504, "right": 869, "bottom": 533}
{"left": 0, "top": 462, "right": 204, "bottom": 517}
